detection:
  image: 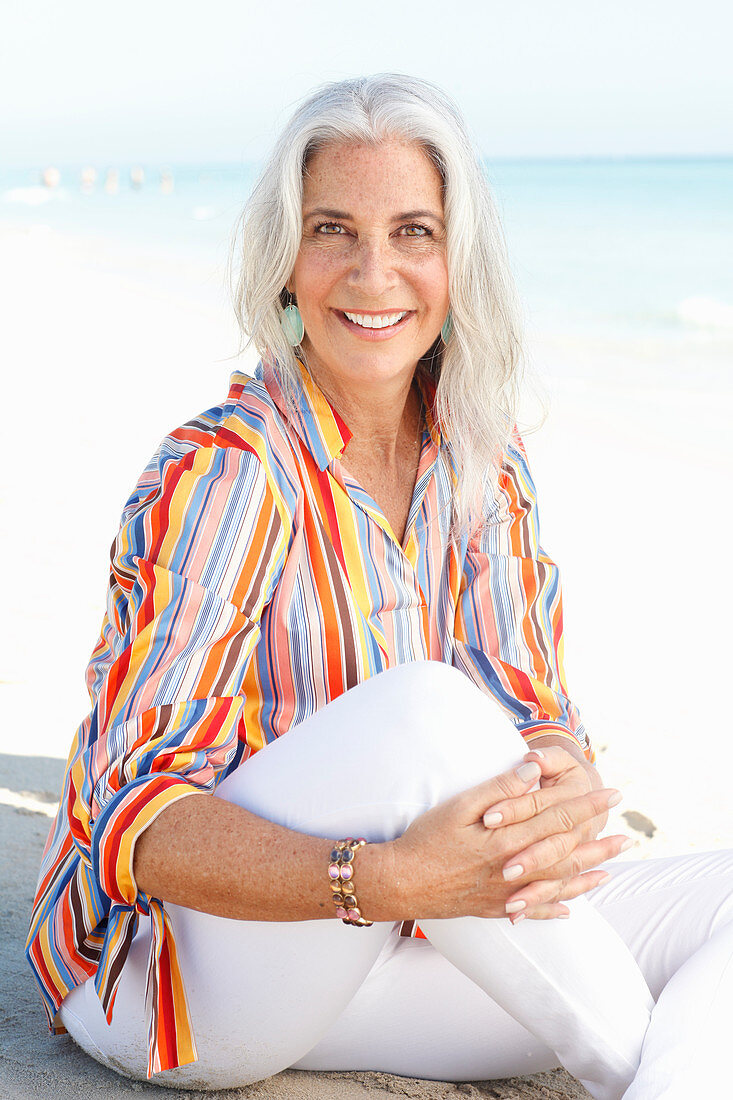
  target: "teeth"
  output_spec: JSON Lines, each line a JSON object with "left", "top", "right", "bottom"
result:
{"left": 344, "top": 311, "right": 407, "bottom": 329}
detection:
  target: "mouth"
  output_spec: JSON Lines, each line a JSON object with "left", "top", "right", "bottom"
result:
{"left": 336, "top": 309, "right": 412, "bottom": 339}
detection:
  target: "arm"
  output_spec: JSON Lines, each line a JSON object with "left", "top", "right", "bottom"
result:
{"left": 70, "top": 442, "right": 288, "bottom": 920}
{"left": 133, "top": 754, "right": 623, "bottom": 925}
{"left": 134, "top": 795, "right": 337, "bottom": 920}
{"left": 53, "top": 434, "right": 292, "bottom": 1073}
{"left": 453, "top": 432, "right": 593, "bottom": 761}
{"left": 450, "top": 436, "right": 629, "bottom": 914}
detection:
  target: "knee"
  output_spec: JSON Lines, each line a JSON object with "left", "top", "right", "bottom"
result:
{"left": 376, "top": 660, "right": 481, "bottom": 723}
{"left": 217, "top": 662, "right": 528, "bottom": 827}
{"left": 368, "top": 661, "right": 527, "bottom": 776}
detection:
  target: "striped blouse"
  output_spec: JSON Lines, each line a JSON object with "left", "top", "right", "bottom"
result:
{"left": 26, "top": 359, "right": 590, "bottom": 1076}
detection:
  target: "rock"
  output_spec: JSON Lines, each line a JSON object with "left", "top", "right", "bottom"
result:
{"left": 622, "top": 810, "right": 657, "bottom": 838}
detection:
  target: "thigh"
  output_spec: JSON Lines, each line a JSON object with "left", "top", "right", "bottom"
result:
{"left": 293, "top": 933, "right": 560, "bottom": 1082}
{"left": 586, "top": 849, "right": 733, "bottom": 998}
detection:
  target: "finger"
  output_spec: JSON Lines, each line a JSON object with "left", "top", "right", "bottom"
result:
{"left": 514, "top": 867, "right": 615, "bottom": 923}
{"left": 483, "top": 785, "right": 621, "bottom": 829}
{"left": 505, "top": 877, "right": 570, "bottom": 915}
{"left": 502, "top": 833, "right": 632, "bottom": 884}
{"left": 520, "top": 787, "right": 622, "bottom": 842}
{"left": 460, "top": 760, "right": 543, "bottom": 822}
{"left": 505, "top": 867, "right": 611, "bottom": 916}
{"left": 524, "top": 745, "right": 586, "bottom": 780}
{"left": 557, "top": 868, "right": 613, "bottom": 901}
{"left": 509, "top": 900, "right": 571, "bottom": 923}
{"left": 493, "top": 788, "right": 625, "bottom": 867}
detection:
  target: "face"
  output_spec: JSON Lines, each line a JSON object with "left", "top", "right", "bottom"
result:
{"left": 288, "top": 140, "right": 450, "bottom": 395}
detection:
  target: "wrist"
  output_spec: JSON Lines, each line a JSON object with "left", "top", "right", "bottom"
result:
{"left": 351, "top": 840, "right": 404, "bottom": 923}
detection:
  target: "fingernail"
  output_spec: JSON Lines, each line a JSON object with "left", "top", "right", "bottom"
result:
{"left": 516, "top": 762, "right": 540, "bottom": 782}
{"left": 597, "top": 871, "right": 611, "bottom": 885}
{"left": 503, "top": 863, "right": 524, "bottom": 882}
{"left": 483, "top": 811, "right": 503, "bottom": 827}
{"left": 607, "top": 791, "right": 622, "bottom": 808}
{"left": 620, "top": 838, "right": 634, "bottom": 852}
{"left": 510, "top": 913, "right": 525, "bottom": 924}
{"left": 557, "top": 911, "right": 571, "bottom": 919}
{"left": 527, "top": 749, "right": 544, "bottom": 758}
{"left": 505, "top": 900, "right": 526, "bottom": 914}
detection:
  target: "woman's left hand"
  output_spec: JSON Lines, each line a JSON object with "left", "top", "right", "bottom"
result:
{"left": 482, "top": 745, "right": 628, "bottom": 921}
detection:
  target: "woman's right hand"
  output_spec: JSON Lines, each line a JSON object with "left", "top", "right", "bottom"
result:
{"left": 378, "top": 759, "right": 627, "bottom": 922}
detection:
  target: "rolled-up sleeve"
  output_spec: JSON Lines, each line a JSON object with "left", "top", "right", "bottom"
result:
{"left": 453, "top": 434, "right": 592, "bottom": 761}
{"left": 63, "top": 436, "right": 288, "bottom": 1073}
{"left": 70, "top": 441, "right": 287, "bottom": 898}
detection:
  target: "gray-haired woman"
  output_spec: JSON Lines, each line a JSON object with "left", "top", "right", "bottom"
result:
{"left": 28, "top": 74, "right": 733, "bottom": 1099}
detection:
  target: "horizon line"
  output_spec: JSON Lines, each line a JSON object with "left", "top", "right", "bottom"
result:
{"left": 2, "top": 152, "right": 733, "bottom": 173}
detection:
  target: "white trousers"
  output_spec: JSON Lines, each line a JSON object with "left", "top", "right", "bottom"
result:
{"left": 60, "top": 663, "right": 733, "bottom": 1099}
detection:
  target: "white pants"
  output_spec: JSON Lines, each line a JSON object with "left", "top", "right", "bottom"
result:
{"left": 60, "top": 663, "right": 733, "bottom": 1099}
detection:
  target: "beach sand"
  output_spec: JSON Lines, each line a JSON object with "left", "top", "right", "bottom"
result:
{"left": 1, "top": 222, "right": 731, "bottom": 1097}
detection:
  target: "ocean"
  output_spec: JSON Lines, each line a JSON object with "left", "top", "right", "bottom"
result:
{"left": 2, "top": 156, "right": 732, "bottom": 346}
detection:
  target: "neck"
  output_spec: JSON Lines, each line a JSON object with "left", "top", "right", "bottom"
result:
{"left": 304, "top": 362, "right": 421, "bottom": 465}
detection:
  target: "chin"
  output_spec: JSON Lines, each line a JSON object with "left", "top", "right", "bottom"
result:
{"left": 343, "top": 352, "right": 417, "bottom": 380}
{"left": 307, "top": 341, "right": 414, "bottom": 380}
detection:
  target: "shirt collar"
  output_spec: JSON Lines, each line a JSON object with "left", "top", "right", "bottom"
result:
{"left": 232, "top": 359, "right": 442, "bottom": 471}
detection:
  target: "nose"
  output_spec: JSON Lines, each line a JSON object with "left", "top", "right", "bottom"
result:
{"left": 346, "top": 237, "right": 399, "bottom": 298}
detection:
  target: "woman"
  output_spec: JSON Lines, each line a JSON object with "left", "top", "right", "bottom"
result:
{"left": 26, "top": 75, "right": 733, "bottom": 1098}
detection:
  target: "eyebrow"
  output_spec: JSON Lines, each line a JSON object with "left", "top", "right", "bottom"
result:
{"left": 304, "top": 206, "right": 445, "bottom": 227}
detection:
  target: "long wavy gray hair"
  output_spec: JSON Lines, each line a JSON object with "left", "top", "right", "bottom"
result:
{"left": 230, "top": 73, "right": 525, "bottom": 534}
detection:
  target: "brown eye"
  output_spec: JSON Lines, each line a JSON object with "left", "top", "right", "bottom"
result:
{"left": 402, "top": 224, "right": 431, "bottom": 237}
{"left": 315, "top": 222, "right": 345, "bottom": 235}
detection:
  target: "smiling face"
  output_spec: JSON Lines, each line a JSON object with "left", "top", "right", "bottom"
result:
{"left": 288, "top": 140, "right": 450, "bottom": 398}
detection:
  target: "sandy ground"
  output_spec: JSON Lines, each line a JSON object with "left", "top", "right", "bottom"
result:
{"left": 1, "top": 221, "right": 731, "bottom": 1097}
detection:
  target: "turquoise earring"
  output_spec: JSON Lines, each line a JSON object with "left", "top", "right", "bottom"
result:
{"left": 280, "top": 293, "right": 304, "bottom": 346}
{"left": 440, "top": 310, "right": 453, "bottom": 344}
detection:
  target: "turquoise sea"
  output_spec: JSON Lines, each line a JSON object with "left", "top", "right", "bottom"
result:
{"left": 2, "top": 157, "right": 732, "bottom": 342}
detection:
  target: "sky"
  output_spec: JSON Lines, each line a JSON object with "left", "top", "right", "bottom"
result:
{"left": 1, "top": 0, "right": 732, "bottom": 167}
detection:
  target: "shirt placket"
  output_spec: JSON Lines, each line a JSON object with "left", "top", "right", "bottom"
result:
{"left": 329, "top": 435, "right": 439, "bottom": 662}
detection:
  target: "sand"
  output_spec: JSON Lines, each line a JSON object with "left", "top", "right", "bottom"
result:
{"left": 1, "top": 221, "right": 731, "bottom": 1097}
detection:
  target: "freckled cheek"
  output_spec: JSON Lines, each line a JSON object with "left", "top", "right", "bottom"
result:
{"left": 292, "top": 254, "right": 350, "bottom": 318}
{"left": 414, "top": 263, "right": 450, "bottom": 317}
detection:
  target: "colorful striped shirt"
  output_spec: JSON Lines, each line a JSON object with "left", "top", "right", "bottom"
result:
{"left": 26, "top": 359, "right": 590, "bottom": 1076}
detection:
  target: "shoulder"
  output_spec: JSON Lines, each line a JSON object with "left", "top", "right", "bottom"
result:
{"left": 497, "top": 433, "right": 536, "bottom": 509}
{"left": 120, "top": 371, "right": 300, "bottom": 529}
{"left": 468, "top": 432, "right": 540, "bottom": 553}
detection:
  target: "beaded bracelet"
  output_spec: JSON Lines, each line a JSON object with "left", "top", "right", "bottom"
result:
{"left": 328, "top": 838, "right": 373, "bottom": 926}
